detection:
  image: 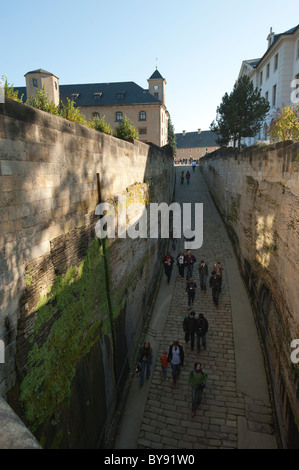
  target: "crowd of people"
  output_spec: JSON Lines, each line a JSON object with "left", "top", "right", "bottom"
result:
{"left": 138, "top": 244, "right": 224, "bottom": 417}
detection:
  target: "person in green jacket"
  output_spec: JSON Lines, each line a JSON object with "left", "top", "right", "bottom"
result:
{"left": 187, "top": 362, "right": 207, "bottom": 417}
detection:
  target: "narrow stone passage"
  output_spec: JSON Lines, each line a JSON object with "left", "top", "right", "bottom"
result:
{"left": 115, "top": 165, "right": 278, "bottom": 450}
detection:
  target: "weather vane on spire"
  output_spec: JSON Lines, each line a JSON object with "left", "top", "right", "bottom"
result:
{"left": 155, "top": 57, "right": 158, "bottom": 69}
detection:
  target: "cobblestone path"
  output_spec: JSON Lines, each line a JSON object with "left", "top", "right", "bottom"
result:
{"left": 135, "top": 166, "right": 278, "bottom": 450}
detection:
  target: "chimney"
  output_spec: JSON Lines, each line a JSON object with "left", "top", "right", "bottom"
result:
{"left": 267, "top": 27, "right": 275, "bottom": 49}
{"left": 198, "top": 129, "right": 201, "bottom": 134}
{"left": 182, "top": 130, "right": 186, "bottom": 136}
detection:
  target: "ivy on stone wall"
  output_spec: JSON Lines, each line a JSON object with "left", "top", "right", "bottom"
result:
{"left": 20, "top": 238, "right": 109, "bottom": 432}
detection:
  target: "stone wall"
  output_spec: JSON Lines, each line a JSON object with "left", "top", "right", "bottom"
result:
{"left": 200, "top": 141, "right": 299, "bottom": 448}
{"left": 0, "top": 98, "right": 174, "bottom": 448}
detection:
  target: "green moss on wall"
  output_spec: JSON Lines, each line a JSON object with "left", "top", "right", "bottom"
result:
{"left": 20, "top": 237, "right": 110, "bottom": 432}
{"left": 25, "top": 266, "right": 33, "bottom": 287}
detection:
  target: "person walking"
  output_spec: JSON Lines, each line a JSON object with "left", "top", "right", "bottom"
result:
{"left": 139, "top": 341, "right": 153, "bottom": 387}
{"left": 196, "top": 313, "right": 209, "bottom": 352}
{"left": 192, "top": 160, "right": 196, "bottom": 172}
{"left": 186, "top": 170, "right": 191, "bottom": 184}
{"left": 162, "top": 252, "right": 174, "bottom": 284}
{"left": 209, "top": 270, "right": 221, "bottom": 307}
{"left": 168, "top": 340, "right": 184, "bottom": 389}
{"left": 181, "top": 170, "right": 185, "bottom": 184}
{"left": 214, "top": 261, "right": 224, "bottom": 292}
{"left": 160, "top": 350, "right": 168, "bottom": 379}
{"left": 187, "top": 362, "right": 207, "bottom": 417}
{"left": 183, "top": 310, "right": 197, "bottom": 351}
{"left": 176, "top": 251, "right": 185, "bottom": 279}
{"left": 184, "top": 250, "right": 196, "bottom": 280}
{"left": 198, "top": 260, "right": 209, "bottom": 293}
{"left": 186, "top": 278, "right": 197, "bottom": 307}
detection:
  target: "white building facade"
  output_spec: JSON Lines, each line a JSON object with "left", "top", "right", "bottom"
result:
{"left": 238, "top": 25, "right": 299, "bottom": 146}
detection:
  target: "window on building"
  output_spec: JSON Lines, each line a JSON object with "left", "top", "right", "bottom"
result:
{"left": 93, "top": 113, "right": 99, "bottom": 118}
{"left": 272, "top": 84, "right": 277, "bottom": 106}
{"left": 71, "top": 93, "right": 79, "bottom": 100}
{"left": 33, "top": 78, "right": 38, "bottom": 87}
{"left": 116, "top": 112, "right": 123, "bottom": 121}
{"left": 55, "top": 81, "right": 58, "bottom": 90}
{"left": 265, "top": 91, "right": 269, "bottom": 103}
{"left": 154, "top": 92, "right": 159, "bottom": 98}
{"left": 260, "top": 71, "right": 263, "bottom": 86}
{"left": 139, "top": 128, "right": 147, "bottom": 135}
{"left": 274, "top": 54, "right": 278, "bottom": 71}
{"left": 116, "top": 91, "right": 125, "bottom": 99}
{"left": 297, "top": 40, "right": 299, "bottom": 59}
{"left": 94, "top": 92, "right": 102, "bottom": 100}
{"left": 139, "top": 111, "right": 146, "bottom": 121}
{"left": 266, "top": 63, "right": 270, "bottom": 79}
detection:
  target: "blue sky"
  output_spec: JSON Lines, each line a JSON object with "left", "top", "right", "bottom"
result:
{"left": 1, "top": 0, "right": 297, "bottom": 133}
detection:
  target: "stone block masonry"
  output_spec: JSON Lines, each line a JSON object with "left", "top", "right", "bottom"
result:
{"left": 0, "top": 98, "right": 174, "bottom": 448}
{"left": 200, "top": 142, "right": 299, "bottom": 448}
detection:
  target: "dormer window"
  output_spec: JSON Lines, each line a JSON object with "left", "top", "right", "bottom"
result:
{"left": 71, "top": 93, "right": 79, "bottom": 100}
{"left": 94, "top": 92, "right": 102, "bottom": 100}
{"left": 116, "top": 91, "right": 125, "bottom": 99}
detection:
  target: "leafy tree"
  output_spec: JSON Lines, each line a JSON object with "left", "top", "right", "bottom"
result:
{"left": 89, "top": 115, "right": 113, "bottom": 135}
{"left": 27, "top": 86, "right": 59, "bottom": 115}
{"left": 210, "top": 91, "right": 238, "bottom": 147}
{"left": 167, "top": 115, "right": 177, "bottom": 156}
{"left": 211, "top": 75, "right": 270, "bottom": 149}
{"left": 114, "top": 115, "right": 139, "bottom": 141}
{"left": 268, "top": 104, "right": 299, "bottom": 142}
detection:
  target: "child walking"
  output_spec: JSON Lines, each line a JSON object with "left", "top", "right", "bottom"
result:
{"left": 160, "top": 350, "right": 168, "bottom": 379}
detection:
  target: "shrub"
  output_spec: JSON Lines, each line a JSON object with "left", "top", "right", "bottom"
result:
{"left": 89, "top": 115, "right": 113, "bottom": 135}
{"left": 268, "top": 104, "right": 299, "bottom": 142}
{"left": 2, "top": 75, "right": 24, "bottom": 102}
{"left": 59, "top": 98, "right": 88, "bottom": 126}
{"left": 27, "top": 86, "right": 59, "bottom": 115}
{"left": 114, "top": 115, "right": 139, "bottom": 141}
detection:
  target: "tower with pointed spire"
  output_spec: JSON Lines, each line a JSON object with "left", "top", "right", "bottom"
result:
{"left": 147, "top": 69, "right": 166, "bottom": 105}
